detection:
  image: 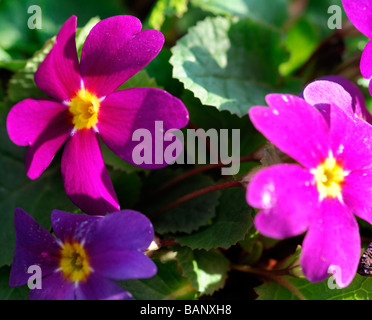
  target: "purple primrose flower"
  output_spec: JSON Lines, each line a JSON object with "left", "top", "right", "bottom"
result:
{"left": 9, "top": 208, "right": 156, "bottom": 300}
{"left": 6, "top": 15, "right": 189, "bottom": 215}
{"left": 247, "top": 79, "right": 372, "bottom": 288}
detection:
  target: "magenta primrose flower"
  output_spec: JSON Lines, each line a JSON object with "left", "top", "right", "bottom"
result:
{"left": 9, "top": 208, "right": 156, "bottom": 300}
{"left": 6, "top": 15, "right": 189, "bottom": 215}
{"left": 247, "top": 79, "right": 372, "bottom": 288}
{"left": 342, "top": 0, "right": 372, "bottom": 95}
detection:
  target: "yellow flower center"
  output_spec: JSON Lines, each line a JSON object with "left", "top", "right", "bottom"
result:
{"left": 59, "top": 241, "right": 91, "bottom": 283}
{"left": 312, "top": 155, "right": 346, "bottom": 200}
{"left": 68, "top": 88, "right": 100, "bottom": 130}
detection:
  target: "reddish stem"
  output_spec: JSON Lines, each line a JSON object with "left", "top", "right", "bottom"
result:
{"left": 150, "top": 180, "right": 244, "bottom": 220}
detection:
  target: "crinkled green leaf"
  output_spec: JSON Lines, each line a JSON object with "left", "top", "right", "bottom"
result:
{"left": 174, "top": 187, "right": 253, "bottom": 249}
{"left": 120, "top": 259, "right": 197, "bottom": 300}
{"left": 255, "top": 274, "right": 372, "bottom": 300}
{"left": 7, "top": 38, "right": 54, "bottom": 104}
{"left": 175, "top": 246, "right": 230, "bottom": 295}
{"left": 191, "top": 0, "right": 288, "bottom": 27}
{"left": 142, "top": 170, "right": 221, "bottom": 234}
{"left": 170, "top": 16, "right": 296, "bottom": 117}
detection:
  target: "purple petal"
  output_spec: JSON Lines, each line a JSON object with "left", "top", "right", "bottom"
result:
{"left": 98, "top": 88, "right": 188, "bottom": 168}
{"left": 329, "top": 104, "right": 372, "bottom": 171}
{"left": 80, "top": 16, "right": 164, "bottom": 97}
{"left": 247, "top": 164, "right": 318, "bottom": 239}
{"left": 6, "top": 99, "right": 70, "bottom": 147}
{"left": 51, "top": 210, "right": 101, "bottom": 243}
{"left": 9, "top": 208, "right": 60, "bottom": 287}
{"left": 61, "top": 129, "right": 119, "bottom": 215}
{"left": 90, "top": 250, "right": 157, "bottom": 280}
{"left": 302, "top": 78, "right": 353, "bottom": 117}
{"left": 343, "top": 168, "right": 372, "bottom": 225}
{"left": 29, "top": 271, "right": 76, "bottom": 300}
{"left": 342, "top": 0, "right": 372, "bottom": 38}
{"left": 34, "top": 16, "right": 81, "bottom": 102}
{"left": 85, "top": 210, "right": 154, "bottom": 253}
{"left": 301, "top": 198, "right": 360, "bottom": 288}
{"left": 249, "top": 94, "right": 329, "bottom": 168}
{"left": 75, "top": 274, "right": 133, "bottom": 300}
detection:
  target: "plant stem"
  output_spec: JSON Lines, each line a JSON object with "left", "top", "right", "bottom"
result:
{"left": 150, "top": 180, "right": 244, "bottom": 220}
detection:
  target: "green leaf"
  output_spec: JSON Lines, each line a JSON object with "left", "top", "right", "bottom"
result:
{"left": 76, "top": 16, "right": 100, "bottom": 59}
{"left": 120, "top": 259, "right": 197, "bottom": 300}
{"left": 0, "top": 266, "right": 28, "bottom": 300}
{"left": 148, "top": 0, "right": 189, "bottom": 30}
{"left": 0, "top": 124, "right": 76, "bottom": 267}
{"left": 118, "top": 69, "right": 162, "bottom": 90}
{"left": 170, "top": 16, "right": 294, "bottom": 117}
{"left": 175, "top": 246, "right": 230, "bottom": 295}
{"left": 7, "top": 37, "right": 54, "bottom": 104}
{"left": 142, "top": 170, "right": 221, "bottom": 234}
{"left": 255, "top": 274, "right": 372, "bottom": 300}
{"left": 174, "top": 187, "right": 253, "bottom": 250}
{"left": 190, "top": 0, "right": 288, "bottom": 27}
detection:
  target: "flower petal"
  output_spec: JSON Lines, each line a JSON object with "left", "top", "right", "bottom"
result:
{"left": 29, "top": 271, "right": 76, "bottom": 300}
{"left": 301, "top": 198, "right": 360, "bottom": 288}
{"left": 360, "top": 41, "right": 372, "bottom": 82}
{"left": 61, "top": 129, "right": 119, "bottom": 215}
{"left": 249, "top": 94, "right": 329, "bottom": 168}
{"left": 247, "top": 164, "right": 318, "bottom": 239}
{"left": 98, "top": 88, "right": 188, "bottom": 168}
{"left": 90, "top": 250, "right": 157, "bottom": 280}
{"left": 75, "top": 274, "right": 133, "bottom": 300}
{"left": 34, "top": 16, "right": 81, "bottom": 102}
{"left": 51, "top": 210, "right": 101, "bottom": 243}
{"left": 85, "top": 210, "right": 154, "bottom": 252}
{"left": 302, "top": 77, "right": 353, "bottom": 117}
{"left": 9, "top": 208, "right": 60, "bottom": 287}
{"left": 6, "top": 99, "right": 70, "bottom": 147}
{"left": 329, "top": 104, "right": 372, "bottom": 171}
{"left": 343, "top": 168, "right": 372, "bottom": 225}
{"left": 342, "top": 0, "right": 372, "bottom": 38}
{"left": 80, "top": 16, "right": 164, "bottom": 97}
{"left": 25, "top": 116, "right": 71, "bottom": 180}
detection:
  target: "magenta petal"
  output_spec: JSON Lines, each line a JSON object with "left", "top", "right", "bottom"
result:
{"left": 9, "top": 208, "right": 60, "bottom": 287}
{"left": 29, "top": 272, "right": 75, "bottom": 300}
{"left": 61, "top": 129, "right": 119, "bottom": 215}
{"left": 6, "top": 99, "right": 69, "bottom": 147}
{"left": 343, "top": 168, "right": 372, "bottom": 225}
{"left": 249, "top": 94, "right": 329, "bottom": 168}
{"left": 342, "top": 0, "right": 372, "bottom": 38}
{"left": 303, "top": 78, "right": 353, "bottom": 117}
{"left": 247, "top": 164, "right": 318, "bottom": 239}
{"left": 98, "top": 88, "right": 188, "bottom": 168}
{"left": 75, "top": 274, "right": 133, "bottom": 300}
{"left": 301, "top": 199, "right": 360, "bottom": 288}
{"left": 80, "top": 16, "right": 164, "bottom": 97}
{"left": 329, "top": 104, "right": 372, "bottom": 171}
{"left": 34, "top": 16, "right": 81, "bottom": 102}
{"left": 360, "top": 41, "right": 372, "bottom": 82}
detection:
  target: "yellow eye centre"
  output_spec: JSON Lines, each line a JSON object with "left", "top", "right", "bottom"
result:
{"left": 59, "top": 241, "right": 91, "bottom": 283}
{"left": 68, "top": 88, "right": 100, "bottom": 130}
{"left": 312, "top": 156, "right": 346, "bottom": 199}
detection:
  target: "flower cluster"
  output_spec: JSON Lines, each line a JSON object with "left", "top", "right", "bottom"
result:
{"left": 7, "top": 15, "right": 188, "bottom": 299}
{"left": 7, "top": 0, "right": 372, "bottom": 300}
